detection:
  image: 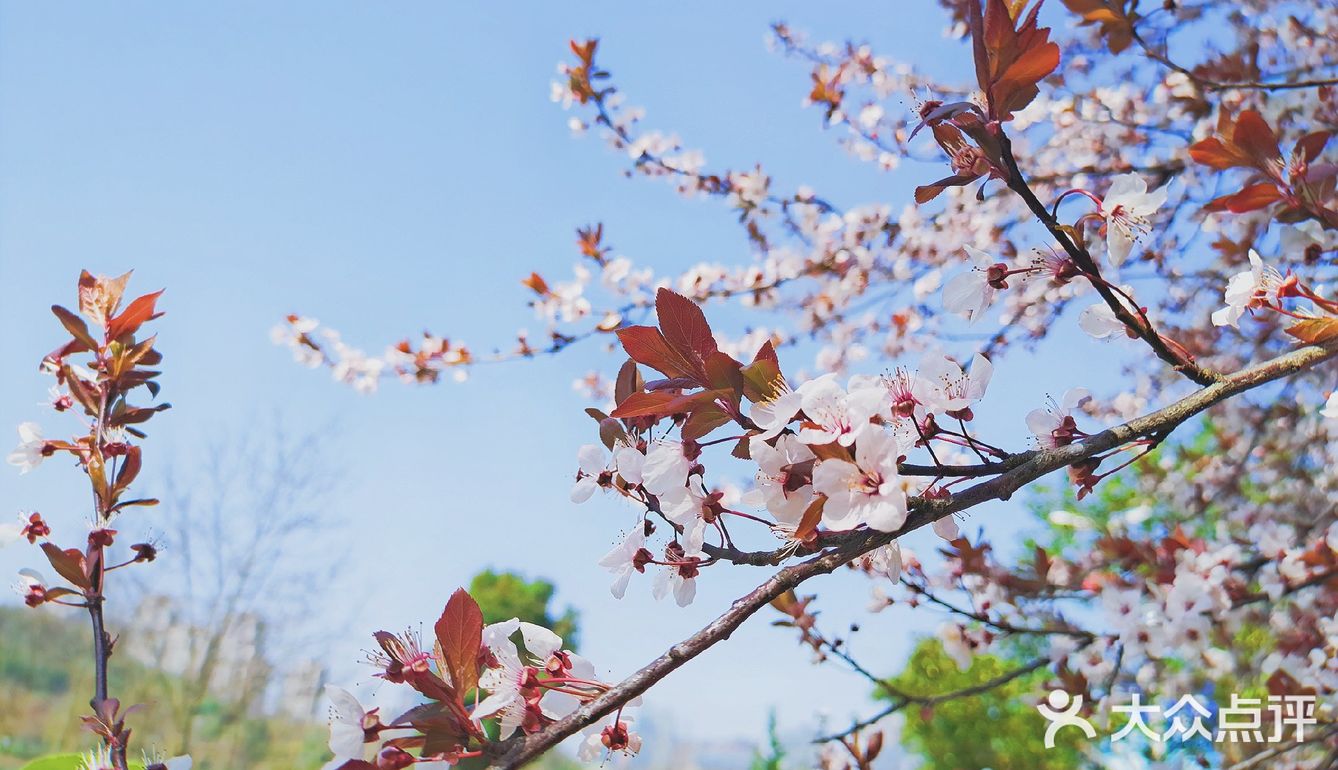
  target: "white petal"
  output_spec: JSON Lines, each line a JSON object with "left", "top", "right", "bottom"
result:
{"left": 576, "top": 444, "right": 606, "bottom": 475}
{"left": 942, "top": 271, "right": 989, "bottom": 322}
{"left": 1211, "top": 305, "right": 1241, "bottom": 328}
{"left": 324, "top": 685, "right": 365, "bottom": 725}
{"left": 1025, "top": 408, "right": 1056, "bottom": 439}
{"left": 962, "top": 244, "right": 994, "bottom": 267}
{"left": 1106, "top": 228, "right": 1133, "bottom": 266}
{"left": 609, "top": 567, "right": 633, "bottom": 599}
{"left": 1079, "top": 303, "right": 1124, "bottom": 339}
{"left": 612, "top": 446, "right": 644, "bottom": 484}
{"left": 932, "top": 517, "right": 960, "bottom": 540}
{"left": 674, "top": 577, "right": 697, "bottom": 607}
{"left": 518, "top": 622, "right": 563, "bottom": 660}
{"left": 1061, "top": 388, "right": 1092, "bottom": 410}
{"left": 16, "top": 422, "right": 42, "bottom": 444}
{"left": 472, "top": 689, "right": 518, "bottom": 720}
{"left": 1103, "top": 173, "right": 1145, "bottom": 206}
{"left": 540, "top": 689, "right": 581, "bottom": 719}
{"left": 570, "top": 476, "right": 599, "bottom": 504}
{"left": 0, "top": 523, "right": 22, "bottom": 547}
{"left": 328, "top": 723, "right": 364, "bottom": 760}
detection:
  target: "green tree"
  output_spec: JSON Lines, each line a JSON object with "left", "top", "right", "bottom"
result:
{"left": 468, "top": 569, "right": 579, "bottom": 646}
{"left": 885, "top": 639, "right": 1082, "bottom": 770}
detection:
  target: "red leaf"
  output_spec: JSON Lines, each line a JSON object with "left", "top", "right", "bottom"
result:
{"left": 655, "top": 288, "right": 717, "bottom": 374}
{"left": 752, "top": 340, "right": 779, "bottom": 366}
{"left": 610, "top": 389, "right": 729, "bottom": 419}
{"left": 106, "top": 290, "right": 164, "bottom": 341}
{"left": 1188, "top": 137, "right": 1252, "bottom": 170}
{"left": 52, "top": 305, "right": 99, "bottom": 349}
{"left": 40, "top": 542, "right": 91, "bottom": 590}
{"left": 704, "top": 351, "right": 744, "bottom": 393}
{"left": 613, "top": 359, "right": 642, "bottom": 406}
{"left": 615, "top": 326, "right": 696, "bottom": 380}
{"left": 1232, "top": 109, "right": 1282, "bottom": 165}
{"left": 1285, "top": 317, "right": 1338, "bottom": 345}
{"left": 793, "top": 496, "right": 826, "bottom": 542}
{"left": 1296, "top": 131, "right": 1331, "bottom": 164}
{"left": 681, "top": 404, "right": 732, "bottom": 441}
{"left": 1206, "top": 183, "right": 1283, "bottom": 213}
{"left": 435, "top": 588, "right": 484, "bottom": 695}
{"left": 915, "top": 173, "right": 979, "bottom": 204}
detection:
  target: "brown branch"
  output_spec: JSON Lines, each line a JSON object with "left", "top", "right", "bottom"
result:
{"left": 1130, "top": 25, "right": 1338, "bottom": 93}
{"left": 996, "top": 133, "right": 1220, "bottom": 386}
{"left": 489, "top": 341, "right": 1337, "bottom": 768}
{"left": 813, "top": 656, "right": 1051, "bottom": 744}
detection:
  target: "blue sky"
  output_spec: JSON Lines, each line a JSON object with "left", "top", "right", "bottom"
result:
{"left": 0, "top": 1, "right": 1130, "bottom": 758}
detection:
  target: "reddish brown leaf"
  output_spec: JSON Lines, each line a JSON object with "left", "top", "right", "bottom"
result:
{"left": 1285, "top": 317, "right": 1338, "bottom": 345}
{"left": 610, "top": 389, "right": 729, "bottom": 420}
{"left": 614, "top": 359, "right": 642, "bottom": 406}
{"left": 793, "top": 496, "right": 826, "bottom": 541}
{"left": 681, "top": 404, "right": 732, "bottom": 441}
{"left": 1232, "top": 109, "right": 1281, "bottom": 165}
{"left": 52, "top": 305, "right": 99, "bottom": 349}
{"left": 1296, "top": 131, "right": 1331, "bottom": 164}
{"left": 1188, "top": 137, "right": 1253, "bottom": 170}
{"left": 615, "top": 326, "right": 697, "bottom": 380}
{"left": 1206, "top": 183, "right": 1283, "bottom": 213}
{"left": 106, "top": 290, "right": 164, "bottom": 341}
{"left": 40, "top": 542, "right": 91, "bottom": 590}
{"left": 655, "top": 288, "right": 717, "bottom": 373}
{"left": 434, "top": 588, "right": 484, "bottom": 695}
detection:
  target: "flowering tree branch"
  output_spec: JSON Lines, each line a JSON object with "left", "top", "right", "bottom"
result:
{"left": 488, "top": 340, "right": 1337, "bottom": 768}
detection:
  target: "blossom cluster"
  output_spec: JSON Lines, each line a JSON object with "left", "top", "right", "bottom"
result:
{"left": 322, "top": 590, "right": 639, "bottom": 768}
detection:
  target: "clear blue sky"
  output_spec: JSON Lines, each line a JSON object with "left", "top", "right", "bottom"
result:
{"left": 0, "top": 1, "right": 1127, "bottom": 757}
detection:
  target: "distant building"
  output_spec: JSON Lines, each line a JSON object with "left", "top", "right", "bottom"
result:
{"left": 125, "top": 594, "right": 326, "bottom": 720}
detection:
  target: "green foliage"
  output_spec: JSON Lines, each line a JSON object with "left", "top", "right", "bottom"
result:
{"left": 749, "top": 711, "right": 787, "bottom": 770}
{"left": 885, "top": 638, "right": 1082, "bottom": 770}
{"left": 0, "top": 607, "right": 325, "bottom": 770}
{"left": 468, "top": 569, "right": 579, "bottom": 646}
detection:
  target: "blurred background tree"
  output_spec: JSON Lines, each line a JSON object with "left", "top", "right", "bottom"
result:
{"left": 884, "top": 638, "right": 1081, "bottom": 770}
{"left": 468, "top": 569, "right": 579, "bottom": 648}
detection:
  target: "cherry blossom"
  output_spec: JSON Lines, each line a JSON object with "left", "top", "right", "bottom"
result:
{"left": 1026, "top": 388, "right": 1092, "bottom": 449}
{"left": 651, "top": 549, "right": 699, "bottom": 607}
{"left": 914, "top": 353, "right": 992, "bottom": 418}
{"left": 661, "top": 476, "right": 713, "bottom": 556}
{"left": 941, "top": 245, "right": 1005, "bottom": 323}
{"left": 7, "top": 422, "right": 48, "bottom": 474}
{"left": 749, "top": 379, "right": 803, "bottom": 440}
{"left": 639, "top": 440, "right": 692, "bottom": 504}
{"left": 14, "top": 568, "right": 46, "bottom": 607}
{"left": 743, "top": 434, "right": 817, "bottom": 527}
{"left": 324, "top": 685, "right": 372, "bottom": 763}
{"left": 474, "top": 620, "right": 583, "bottom": 738}
{"left": 1322, "top": 392, "right": 1338, "bottom": 421}
{"left": 1078, "top": 301, "right": 1125, "bottom": 339}
{"left": 1210, "top": 250, "right": 1284, "bottom": 328}
{"left": 796, "top": 374, "right": 883, "bottom": 447}
{"left": 570, "top": 444, "right": 609, "bottom": 503}
{"left": 812, "top": 429, "right": 910, "bottom": 532}
{"left": 1098, "top": 173, "right": 1168, "bottom": 266}
{"left": 597, "top": 527, "right": 649, "bottom": 598}
{"left": 577, "top": 715, "right": 643, "bottom": 762}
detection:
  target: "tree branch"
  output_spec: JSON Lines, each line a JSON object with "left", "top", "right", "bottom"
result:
{"left": 489, "top": 341, "right": 1336, "bottom": 768}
